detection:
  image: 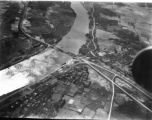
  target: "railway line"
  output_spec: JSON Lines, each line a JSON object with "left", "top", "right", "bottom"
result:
{"left": 1, "top": 1, "right": 152, "bottom": 118}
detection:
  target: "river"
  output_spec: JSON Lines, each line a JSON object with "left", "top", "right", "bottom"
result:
{"left": 0, "top": 2, "right": 89, "bottom": 96}
{"left": 56, "top": 1, "right": 90, "bottom": 55}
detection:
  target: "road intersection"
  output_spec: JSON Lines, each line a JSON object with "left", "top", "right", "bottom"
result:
{"left": 1, "top": 1, "right": 152, "bottom": 119}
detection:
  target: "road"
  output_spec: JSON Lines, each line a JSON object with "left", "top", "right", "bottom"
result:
{"left": 19, "top": 1, "right": 50, "bottom": 47}
{"left": 3, "top": 1, "right": 152, "bottom": 102}
{"left": 82, "top": 59, "right": 152, "bottom": 114}
{"left": 19, "top": 2, "right": 99, "bottom": 59}
{"left": 2, "top": 1, "right": 152, "bottom": 116}
{"left": 19, "top": 1, "right": 78, "bottom": 59}
{"left": 19, "top": 1, "right": 57, "bottom": 44}
{"left": 86, "top": 3, "right": 97, "bottom": 57}
{"left": 81, "top": 58, "right": 152, "bottom": 99}
{"left": 90, "top": 3, "right": 97, "bottom": 50}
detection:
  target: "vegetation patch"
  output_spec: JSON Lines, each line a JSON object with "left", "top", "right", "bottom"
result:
{"left": 0, "top": 1, "right": 24, "bottom": 38}
{"left": 23, "top": 1, "right": 76, "bottom": 45}
{"left": 0, "top": 35, "right": 47, "bottom": 70}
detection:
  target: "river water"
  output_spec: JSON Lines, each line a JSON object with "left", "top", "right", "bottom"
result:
{"left": 56, "top": 2, "right": 90, "bottom": 55}
{"left": 0, "top": 2, "right": 89, "bottom": 96}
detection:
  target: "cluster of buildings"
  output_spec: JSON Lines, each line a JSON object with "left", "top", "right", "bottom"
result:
{"left": 0, "top": 64, "right": 111, "bottom": 119}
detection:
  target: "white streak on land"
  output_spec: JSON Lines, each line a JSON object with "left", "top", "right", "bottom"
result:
{"left": 108, "top": 79, "right": 115, "bottom": 120}
{"left": 0, "top": 48, "right": 71, "bottom": 96}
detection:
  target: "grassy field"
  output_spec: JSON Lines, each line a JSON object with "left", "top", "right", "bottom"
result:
{"left": 102, "top": 3, "right": 152, "bottom": 46}
{"left": 24, "top": 1, "right": 76, "bottom": 45}
{"left": 25, "top": 11, "right": 54, "bottom": 34}
{"left": 46, "top": 6, "right": 75, "bottom": 37}
{"left": 81, "top": 2, "right": 93, "bottom": 12}
{"left": 0, "top": 35, "right": 47, "bottom": 70}
{"left": 0, "top": 1, "right": 23, "bottom": 38}
{"left": 96, "top": 29, "right": 118, "bottom": 52}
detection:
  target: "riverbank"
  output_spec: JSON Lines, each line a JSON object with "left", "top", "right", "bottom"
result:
{"left": 0, "top": 47, "right": 71, "bottom": 96}
{"left": 56, "top": 2, "right": 90, "bottom": 55}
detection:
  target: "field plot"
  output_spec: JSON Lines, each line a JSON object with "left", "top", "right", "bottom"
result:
{"left": 0, "top": 64, "right": 152, "bottom": 119}
{"left": 22, "top": 1, "right": 76, "bottom": 45}
{"left": 82, "top": 2, "right": 152, "bottom": 78}
{"left": 0, "top": 1, "right": 24, "bottom": 38}
{"left": 0, "top": 35, "right": 47, "bottom": 70}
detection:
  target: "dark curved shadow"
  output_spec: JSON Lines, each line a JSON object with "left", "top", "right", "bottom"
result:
{"left": 132, "top": 47, "right": 152, "bottom": 93}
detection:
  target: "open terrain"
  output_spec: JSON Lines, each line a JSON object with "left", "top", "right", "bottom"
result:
{"left": 22, "top": 1, "right": 76, "bottom": 45}
{"left": 0, "top": 1, "right": 24, "bottom": 38}
{"left": 0, "top": 1, "right": 152, "bottom": 120}
{"left": 80, "top": 2, "right": 152, "bottom": 78}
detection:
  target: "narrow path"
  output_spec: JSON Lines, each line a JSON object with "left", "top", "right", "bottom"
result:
{"left": 86, "top": 3, "right": 97, "bottom": 57}
{"left": 84, "top": 60, "right": 152, "bottom": 114}
{"left": 20, "top": 1, "right": 77, "bottom": 58}
{"left": 108, "top": 76, "right": 115, "bottom": 120}
{"left": 19, "top": 1, "right": 50, "bottom": 47}
{"left": 91, "top": 3, "right": 97, "bottom": 50}
{"left": 4, "top": 0, "right": 152, "bottom": 105}
{"left": 2, "top": 2, "right": 152, "bottom": 115}
{"left": 80, "top": 58, "right": 152, "bottom": 100}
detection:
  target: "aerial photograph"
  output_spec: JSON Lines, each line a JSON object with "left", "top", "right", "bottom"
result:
{"left": 0, "top": 0, "right": 152, "bottom": 119}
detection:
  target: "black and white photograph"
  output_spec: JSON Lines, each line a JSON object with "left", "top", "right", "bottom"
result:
{"left": 0, "top": 0, "right": 152, "bottom": 119}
